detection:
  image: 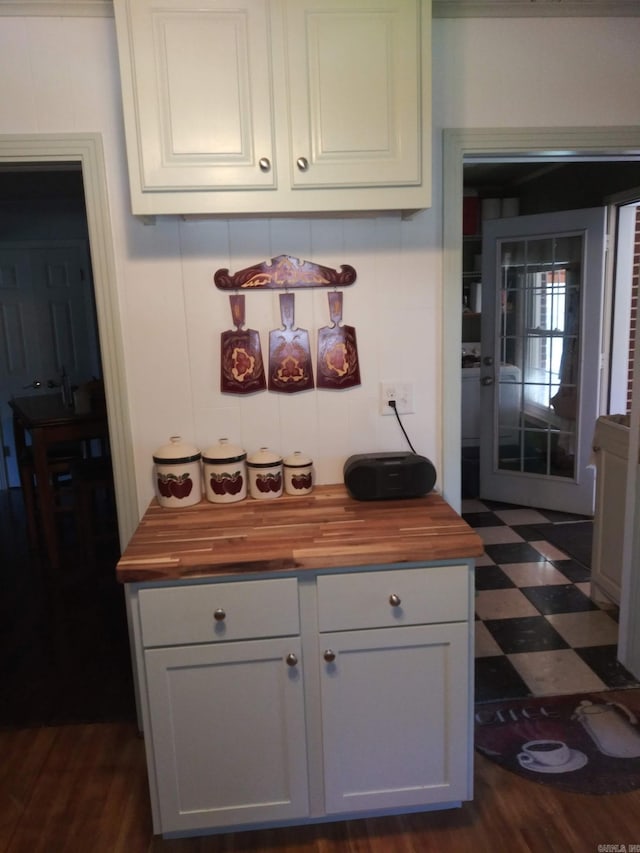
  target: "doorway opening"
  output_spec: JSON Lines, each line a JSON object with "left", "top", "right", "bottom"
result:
{"left": 442, "top": 127, "right": 640, "bottom": 692}
{"left": 0, "top": 134, "right": 136, "bottom": 727}
{"left": 0, "top": 165, "right": 102, "bottom": 488}
{"left": 0, "top": 133, "right": 137, "bottom": 546}
{"left": 459, "top": 160, "right": 640, "bottom": 513}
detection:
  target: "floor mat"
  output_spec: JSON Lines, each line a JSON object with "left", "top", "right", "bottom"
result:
{"left": 475, "top": 688, "right": 640, "bottom": 794}
{"left": 530, "top": 521, "right": 593, "bottom": 568}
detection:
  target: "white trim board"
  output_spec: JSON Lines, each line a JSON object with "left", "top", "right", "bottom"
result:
{"left": 433, "top": 0, "right": 640, "bottom": 17}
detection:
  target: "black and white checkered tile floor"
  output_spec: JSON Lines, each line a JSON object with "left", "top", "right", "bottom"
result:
{"left": 463, "top": 499, "right": 639, "bottom": 703}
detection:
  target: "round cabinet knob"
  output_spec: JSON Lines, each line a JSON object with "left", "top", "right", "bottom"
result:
{"left": 323, "top": 649, "right": 336, "bottom": 663}
{"left": 389, "top": 594, "right": 402, "bottom": 608}
{"left": 258, "top": 157, "right": 271, "bottom": 173}
{"left": 296, "top": 157, "right": 309, "bottom": 172}
{"left": 480, "top": 376, "right": 494, "bottom": 386}
{"left": 213, "top": 608, "right": 226, "bottom": 622}
{"left": 285, "top": 653, "right": 298, "bottom": 667}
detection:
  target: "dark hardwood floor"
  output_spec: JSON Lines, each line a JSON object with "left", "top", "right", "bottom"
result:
{"left": 3, "top": 711, "right": 640, "bottom": 852}
{"left": 0, "top": 486, "right": 136, "bottom": 728}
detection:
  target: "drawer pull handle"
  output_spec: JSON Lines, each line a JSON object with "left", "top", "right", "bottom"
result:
{"left": 286, "top": 653, "right": 298, "bottom": 667}
{"left": 213, "top": 608, "right": 226, "bottom": 622}
{"left": 323, "top": 649, "right": 336, "bottom": 663}
{"left": 389, "top": 594, "right": 402, "bottom": 607}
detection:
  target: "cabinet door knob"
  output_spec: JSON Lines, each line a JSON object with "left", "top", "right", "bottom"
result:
{"left": 296, "top": 157, "right": 309, "bottom": 172}
{"left": 480, "top": 376, "right": 494, "bottom": 386}
{"left": 213, "top": 608, "right": 226, "bottom": 622}
{"left": 389, "top": 594, "right": 402, "bottom": 607}
{"left": 285, "top": 653, "right": 298, "bottom": 667}
{"left": 258, "top": 157, "right": 271, "bottom": 172}
{"left": 323, "top": 649, "right": 336, "bottom": 663}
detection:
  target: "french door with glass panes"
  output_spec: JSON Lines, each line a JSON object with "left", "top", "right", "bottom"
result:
{"left": 479, "top": 207, "right": 606, "bottom": 515}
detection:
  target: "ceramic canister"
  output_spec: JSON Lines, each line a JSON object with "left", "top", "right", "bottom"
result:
{"left": 246, "top": 447, "right": 283, "bottom": 500}
{"left": 153, "top": 435, "right": 202, "bottom": 508}
{"left": 202, "top": 438, "right": 247, "bottom": 504}
{"left": 283, "top": 451, "right": 313, "bottom": 496}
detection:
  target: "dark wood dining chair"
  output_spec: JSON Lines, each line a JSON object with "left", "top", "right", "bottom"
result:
{"left": 17, "top": 443, "right": 84, "bottom": 548}
{"left": 17, "top": 440, "right": 116, "bottom": 566}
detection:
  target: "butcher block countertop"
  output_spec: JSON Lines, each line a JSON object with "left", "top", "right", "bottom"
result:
{"left": 116, "top": 484, "right": 484, "bottom": 583}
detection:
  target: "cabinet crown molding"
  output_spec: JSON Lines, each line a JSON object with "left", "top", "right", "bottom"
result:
{"left": 2, "top": 0, "right": 638, "bottom": 18}
{"left": 433, "top": 0, "right": 640, "bottom": 15}
{"left": 0, "top": 0, "right": 112, "bottom": 15}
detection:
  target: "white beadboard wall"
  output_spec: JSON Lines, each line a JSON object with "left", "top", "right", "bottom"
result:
{"left": 0, "top": 14, "right": 639, "bottom": 520}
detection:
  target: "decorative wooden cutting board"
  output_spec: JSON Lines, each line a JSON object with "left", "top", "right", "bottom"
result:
{"left": 317, "top": 291, "right": 361, "bottom": 389}
{"left": 220, "top": 294, "right": 266, "bottom": 394}
{"left": 268, "top": 293, "right": 314, "bottom": 393}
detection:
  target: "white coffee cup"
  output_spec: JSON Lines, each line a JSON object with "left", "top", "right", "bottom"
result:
{"left": 518, "top": 739, "right": 571, "bottom": 767}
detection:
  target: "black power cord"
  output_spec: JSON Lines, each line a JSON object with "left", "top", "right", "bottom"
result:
{"left": 387, "top": 400, "right": 417, "bottom": 454}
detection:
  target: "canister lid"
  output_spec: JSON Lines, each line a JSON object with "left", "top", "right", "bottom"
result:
{"left": 153, "top": 435, "right": 201, "bottom": 464}
{"left": 283, "top": 450, "right": 312, "bottom": 468}
{"left": 203, "top": 437, "right": 246, "bottom": 464}
{"left": 247, "top": 447, "right": 282, "bottom": 468}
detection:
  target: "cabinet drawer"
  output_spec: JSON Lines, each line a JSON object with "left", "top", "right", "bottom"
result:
{"left": 139, "top": 577, "right": 299, "bottom": 647}
{"left": 316, "top": 565, "right": 469, "bottom": 632}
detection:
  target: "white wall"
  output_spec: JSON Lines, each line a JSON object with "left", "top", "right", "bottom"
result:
{"left": 1, "top": 13, "right": 639, "bottom": 522}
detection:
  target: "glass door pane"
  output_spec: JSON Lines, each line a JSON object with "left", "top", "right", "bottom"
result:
{"left": 496, "top": 233, "right": 583, "bottom": 479}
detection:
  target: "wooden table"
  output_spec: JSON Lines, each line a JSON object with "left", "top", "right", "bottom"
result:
{"left": 9, "top": 393, "right": 110, "bottom": 568}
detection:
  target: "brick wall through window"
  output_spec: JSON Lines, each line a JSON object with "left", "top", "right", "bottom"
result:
{"left": 628, "top": 206, "right": 640, "bottom": 414}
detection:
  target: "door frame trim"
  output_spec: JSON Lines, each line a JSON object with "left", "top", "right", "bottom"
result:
{"left": 0, "top": 133, "right": 138, "bottom": 547}
{"left": 442, "top": 126, "right": 640, "bottom": 511}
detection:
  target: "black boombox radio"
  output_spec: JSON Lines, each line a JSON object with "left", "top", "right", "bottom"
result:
{"left": 343, "top": 452, "right": 437, "bottom": 501}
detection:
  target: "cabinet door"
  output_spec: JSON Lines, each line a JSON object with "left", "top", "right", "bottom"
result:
{"left": 284, "top": 0, "right": 422, "bottom": 189}
{"left": 592, "top": 445, "right": 626, "bottom": 603}
{"left": 115, "top": 0, "right": 275, "bottom": 192}
{"left": 145, "top": 638, "right": 308, "bottom": 833}
{"left": 319, "top": 622, "right": 471, "bottom": 814}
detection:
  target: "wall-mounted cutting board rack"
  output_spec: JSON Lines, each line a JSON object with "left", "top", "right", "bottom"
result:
{"left": 214, "top": 254, "right": 356, "bottom": 291}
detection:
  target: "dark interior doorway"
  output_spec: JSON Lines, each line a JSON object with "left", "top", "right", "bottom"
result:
{"left": 0, "top": 167, "right": 133, "bottom": 727}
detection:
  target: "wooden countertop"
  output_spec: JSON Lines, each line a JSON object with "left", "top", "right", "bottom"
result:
{"left": 116, "top": 484, "right": 484, "bottom": 583}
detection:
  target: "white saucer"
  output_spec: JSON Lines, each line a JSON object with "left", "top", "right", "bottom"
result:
{"left": 518, "top": 749, "right": 588, "bottom": 774}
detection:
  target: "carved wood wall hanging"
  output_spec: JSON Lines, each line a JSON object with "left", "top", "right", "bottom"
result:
{"left": 214, "top": 254, "right": 356, "bottom": 291}
{"left": 216, "top": 256, "right": 360, "bottom": 394}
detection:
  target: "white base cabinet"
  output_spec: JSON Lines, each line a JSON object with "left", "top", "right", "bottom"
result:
{"left": 319, "top": 623, "right": 469, "bottom": 814}
{"left": 128, "top": 562, "right": 473, "bottom": 837}
{"left": 113, "top": 0, "right": 431, "bottom": 216}
{"left": 145, "top": 638, "right": 309, "bottom": 832}
{"left": 591, "top": 415, "right": 633, "bottom": 605}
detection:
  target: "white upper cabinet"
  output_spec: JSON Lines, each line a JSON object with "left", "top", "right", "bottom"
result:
{"left": 284, "top": 0, "right": 422, "bottom": 190}
{"left": 115, "top": 0, "right": 275, "bottom": 193}
{"left": 113, "top": 0, "right": 431, "bottom": 216}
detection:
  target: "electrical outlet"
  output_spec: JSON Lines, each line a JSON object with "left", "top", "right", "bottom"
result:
{"left": 379, "top": 382, "right": 414, "bottom": 415}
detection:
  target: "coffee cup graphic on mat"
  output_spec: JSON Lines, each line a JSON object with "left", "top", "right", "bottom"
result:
{"left": 518, "top": 740, "right": 571, "bottom": 768}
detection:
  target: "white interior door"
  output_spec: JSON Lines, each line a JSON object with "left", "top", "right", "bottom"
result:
{"left": 479, "top": 207, "right": 607, "bottom": 516}
{"left": 0, "top": 241, "right": 100, "bottom": 486}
